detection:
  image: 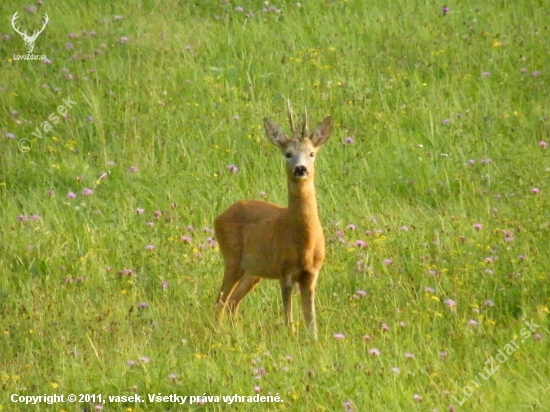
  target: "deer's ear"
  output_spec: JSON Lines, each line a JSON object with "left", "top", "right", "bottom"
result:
{"left": 310, "top": 116, "right": 332, "bottom": 148}
{"left": 263, "top": 118, "right": 289, "bottom": 149}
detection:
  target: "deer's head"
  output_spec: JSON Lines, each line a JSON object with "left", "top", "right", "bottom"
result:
{"left": 11, "top": 11, "right": 49, "bottom": 54}
{"left": 264, "top": 105, "right": 332, "bottom": 182}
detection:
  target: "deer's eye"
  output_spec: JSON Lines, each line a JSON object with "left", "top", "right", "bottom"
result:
{"left": 310, "top": 152, "right": 315, "bottom": 157}
{"left": 285, "top": 152, "right": 292, "bottom": 159}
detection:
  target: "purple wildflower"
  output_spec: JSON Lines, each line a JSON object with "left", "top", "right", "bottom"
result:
{"left": 66, "top": 192, "right": 77, "bottom": 199}
{"left": 343, "top": 400, "right": 354, "bottom": 411}
{"left": 226, "top": 164, "right": 239, "bottom": 173}
{"left": 81, "top": 188, "right": 93, "bottom": 196}
{"left": 355, "top": 240, "right": 367, "bottom": 248}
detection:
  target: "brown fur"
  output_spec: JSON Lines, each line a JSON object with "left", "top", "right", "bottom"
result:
{"left": 215, "top": 114, "right": 332, "bottom": 338}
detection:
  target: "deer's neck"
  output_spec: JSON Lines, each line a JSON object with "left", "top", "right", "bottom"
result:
{"left": 286, "top": 178, "right": 321, "bottom": 233}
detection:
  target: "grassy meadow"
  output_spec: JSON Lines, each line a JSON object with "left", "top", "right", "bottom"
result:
{"left": 1, "top": 0, "right": 549, "bottom": 410}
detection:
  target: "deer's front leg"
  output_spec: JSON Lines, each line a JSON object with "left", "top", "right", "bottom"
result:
{"left": 299, "top": 273, "right": 318, "bottom": 339}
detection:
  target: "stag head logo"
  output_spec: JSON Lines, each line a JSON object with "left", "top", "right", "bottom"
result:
{"left": 11, "top": 11, "right": 49, "bottom": 54}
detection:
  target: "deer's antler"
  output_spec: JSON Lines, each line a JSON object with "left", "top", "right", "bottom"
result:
{"left": 286, "top": 99, "right": 297, "bottom": 137}
{"left": 301, "top": 107, "right": 309, "bottom": 138}
{"left": 11, "top": 12, "right": 49, "bottom": 41}
{"left": 11, "top": 11, "right": 27, "bottom": 38}
{"left": 30, "top": 13, "right": 49, "bottom": 40}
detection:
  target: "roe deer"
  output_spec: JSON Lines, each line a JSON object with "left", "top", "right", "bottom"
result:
{"left": 214, "top": 108, "right": 333, "bottom": 338}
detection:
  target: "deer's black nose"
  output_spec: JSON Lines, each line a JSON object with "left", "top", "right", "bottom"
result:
{"left": 294, "top": 165, "right": 308, "bottom": 177}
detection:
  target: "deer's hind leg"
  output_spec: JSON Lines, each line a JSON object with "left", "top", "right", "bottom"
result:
{"left": 214, "top": 211, "right": 245, "bottom": 321}
{"left": 215, "top": 261, "right": 244, "bottom": 320}
{"left": 226, "top": 276, "right": 262, "bottom": 314}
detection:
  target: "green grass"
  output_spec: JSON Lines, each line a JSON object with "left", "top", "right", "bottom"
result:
{"left": 1, "top": 0, "right": 549, "bottom": 411}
